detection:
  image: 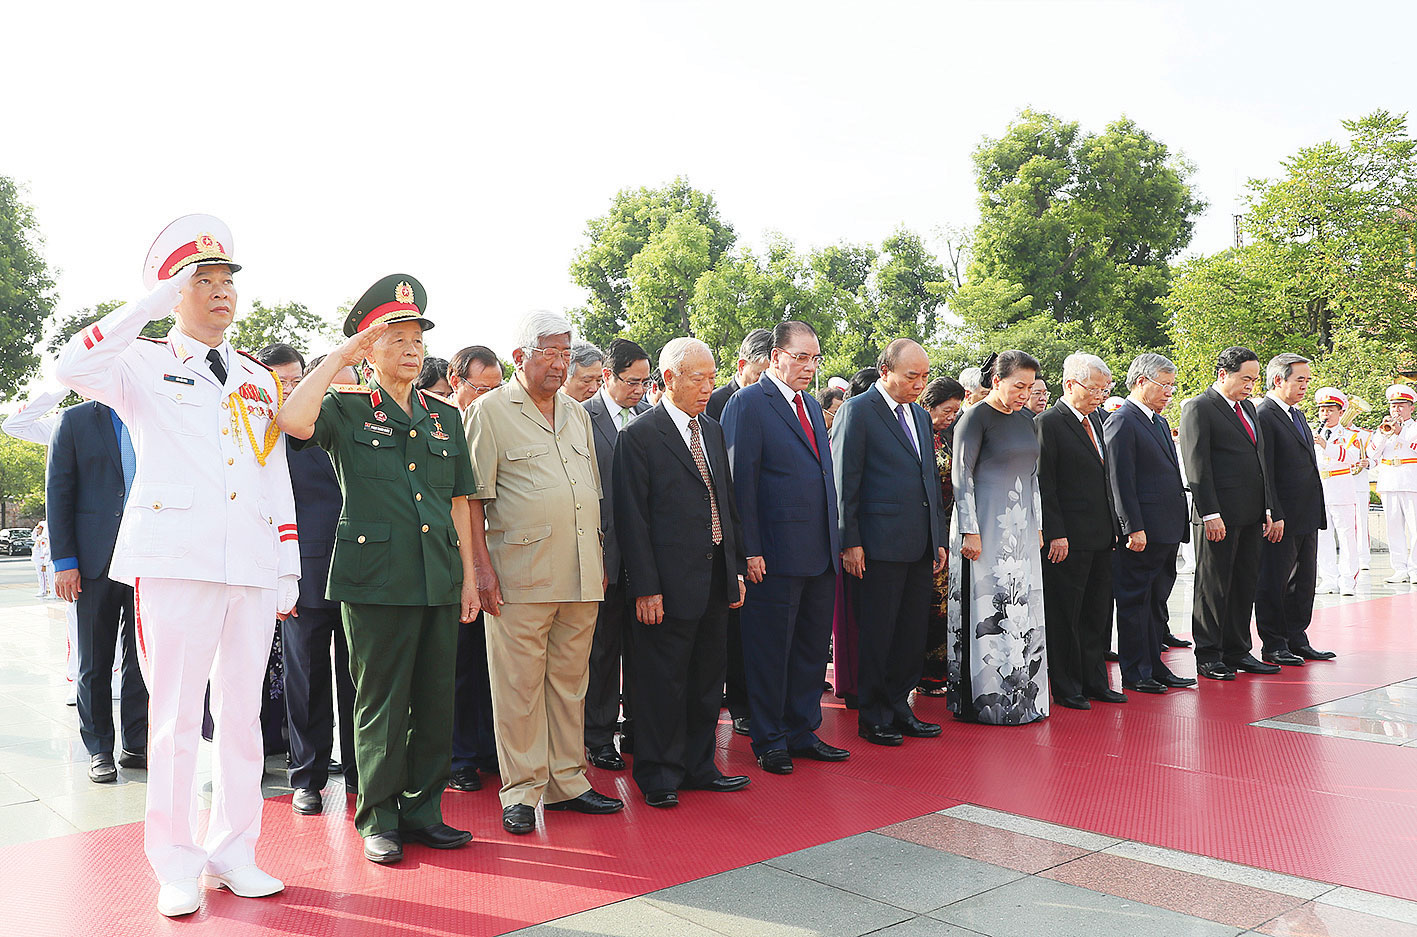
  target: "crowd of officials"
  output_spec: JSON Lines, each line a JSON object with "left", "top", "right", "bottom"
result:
{"left": 10, "top": 213, "right": 1406, "bottom": 919}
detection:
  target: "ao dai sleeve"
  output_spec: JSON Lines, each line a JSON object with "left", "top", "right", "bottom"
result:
{"left": 952, "top": 406, "right": 984, "bottom": 536}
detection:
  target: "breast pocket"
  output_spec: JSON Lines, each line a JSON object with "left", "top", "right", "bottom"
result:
{"left": 425, "top": 436, "right": 456, "bottom": 492}
{"left": 504, "top": 444, "right": 556, "bottom": 490}
{"left": 569, "top": 441, "right": 599, "bottom": 496}
{"left": 151, "top": 379, "right": 205, "bottom": 436}
{"left": 351, "top": 431, "right": 397, "bottom": 480}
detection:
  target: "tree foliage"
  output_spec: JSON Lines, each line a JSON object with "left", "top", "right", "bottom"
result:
{"left": 0, "top": 434, "right": 45, "bottom": 527}
{"left": 227, "top": 300, "right": 341, "bottom": 356}
{"left": 0, "top": 177, "right": 58, "bottom": 401}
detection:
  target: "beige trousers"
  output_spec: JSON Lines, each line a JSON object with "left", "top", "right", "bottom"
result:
{"left": 485, "top": 601, "right": 598, "bottom": 807}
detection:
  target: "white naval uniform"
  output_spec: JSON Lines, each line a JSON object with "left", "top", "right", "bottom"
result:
{"left": 1372, "top": 420, "right": 1417, "bottom": 577}
{"left": 1351, "top": 427, "right": 1373, "bottom": 567}
{"left": 1315, "top": 424, "right": 1364, "bottom": 593}
{"left": 56, "top": 299, "right": 299, "bottom": 886}
{"left": 31, "top": 523, "right": 52, "bottom": 597}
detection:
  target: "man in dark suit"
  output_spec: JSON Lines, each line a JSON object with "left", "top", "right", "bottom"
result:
{"left": 1037, "top": 354, "right": 1125, "bottom": 709}
{"left": 613, "top": 338, "right": 751, "bottom": 807}
{"left": 1254, "top": 353, "right": 1336, "bottom": 666}
{"left": 722, "top": 321, "right": 848, "bottom": 774}
{"left": 48, "top": 399, "right": 148, "bottom": 783}
{"left": 1180, "top": 346, "right": 1285, "bottom": 681}
{"left": 832, "top": 339, "right": 947, "bottom": 744}
{"left": 1104, "top": 354, "right": 1198, "bottom": 694}
{"left": 257, "top": 344, "right": 358, "bottom": 816}
{"left": 582, "top": 338, "right": 652, "bottom": 770}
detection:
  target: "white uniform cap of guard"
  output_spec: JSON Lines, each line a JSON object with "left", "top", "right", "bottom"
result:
{"left": 1102, "top": 395, "right": 1125, "bottom": 413}
{"left": 142, "top": 213, "right": 240, "bottom": 290}
{"left": 1386, "top": 384, "right": 1416, "bottom": 404}
{"left": 1314, "top": 387, "right": 1348, "bottom": 409}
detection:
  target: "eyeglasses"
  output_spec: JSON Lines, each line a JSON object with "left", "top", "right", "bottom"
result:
{"left": 466, "top": 383, "right": 501, "bottom": 396}
{"left": 1069, "top": 380, "right": 1113, "bottom": 397}
{"left": 523, "top": 346, "right": 573, "bottom": 362}
{"left": 1142, "top": 374, "right": 1177, "bottom": 394}
{"left": 614, "top": 376, "right": 651, "bottom": 388}
{"left": 777, "top": 350, "right": 824, "bottom": 366}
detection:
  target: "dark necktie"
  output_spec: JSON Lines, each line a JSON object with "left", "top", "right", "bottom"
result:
{"left": 793, "top": 393, "right": 820, "bottom": 459}
{"left": 206, "top": 348, "right": 228, "bottom": 384}
{"left": 896, "top": 403, "right": 919, "bottom": 459}
{"left": 1291, "top": 406, "right": 1312, "bottom": 443}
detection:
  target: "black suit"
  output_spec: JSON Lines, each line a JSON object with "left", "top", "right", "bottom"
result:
{"left": 1104, "top": 400, "right": 1190, "bottom": 684}
{"left": 832, "top": 385, "right": 947, "bottom": 728}
{"left": 614, "top": 403, "right": 745, "bottom": 794}
{"left": 1254, "top": 396, "right": 1326, "bottom": 655}
{"left": 705, "top": 377, "right": 740, "bottom": 423}
{"left": 46, "top": 402, "right": 147, "bottom": 758}
{"left": 1180, "top": 388, "right": 1282, "bottom": 665}
{"left": 704, "top": 376, "right": 749, "bottom": 721}
{"left": 1037, "top": 400, "right": 1120, "bottom": 699}
{"left": 282, "top": 440, "right": 358, "bottom": 790}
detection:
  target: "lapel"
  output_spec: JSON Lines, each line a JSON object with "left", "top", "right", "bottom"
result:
{"left": 586, "top": 394, "right": 617, "bottom": 452}
{"left": 1269, "top": 397, "right": 1311, "bottom": 449}
{"left": 508, "top": 378, "right": 556, "bottom": 434}
{"left": 1209, "top": 388, "right": 1256, "bottom": 446}
{"left": 759, "top": 374, "right": 818, "bottom": 460}
{"left": 1129, "top": 400, "right": 1177, "bottom": 465}
{"left": 870, "top": 385, "right": 920, "bottom": 460}
{"left": 92, "top": 403, "right": 123, "bottom": 477}
{"left": 651, "top": 404, "right": 703, "bottom": 480}
{"left": 1053, "top": 400, "right": 1103, "bottom": 464}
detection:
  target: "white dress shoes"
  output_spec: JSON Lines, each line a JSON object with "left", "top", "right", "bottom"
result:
{"left": 1385, "top": 572, "right": 1409, "bottom": 583}
{"left": 157, "top": 879, "right": 201, "bottom": 917}
{"left": 202, "top": 864, "right": 284, "bottom": 898}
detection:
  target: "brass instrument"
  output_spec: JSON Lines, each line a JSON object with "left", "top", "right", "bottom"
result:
{"left": 1341, "top": 395, "right": 1371, "bottom": 428}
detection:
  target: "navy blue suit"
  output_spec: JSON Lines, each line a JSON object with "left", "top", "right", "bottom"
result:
{"left": 1104, "top": 400, "right": 1190, "bottom": 684}
{"left": 46, "top": 402, "right": 148, "bottom": 757}
{"left": 722, "top": 372, "right": 839, "bottom": 755}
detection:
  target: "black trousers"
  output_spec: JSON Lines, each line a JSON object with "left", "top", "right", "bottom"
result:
{"left": 740, "top": 566, "right": 835, "bottom": 755}
{"left": 451, "top": 612, "right": 498, "bottom": 773}
{"left": 1042, "top": 546, "right": 1114, "bottom": 699}
{"left": 1255, "top": 527, "right": 1319, "bottom": 654}
{"left": 75, "top": 576, "right": 147, "bottom": 757}
{"left": 1191, "top": 521, "right": 1263, "bottom": 664}
{"left": 282, "top": 603, "right": 357, "bottom": 790}
{"left": 856, "top": 550, "right": 933, "bottom": 727}
{"left": 584, "top": 580, "right": 636, "bottom": 749}
{"left": 631, "top": 549, "right": 729, "bottom": 794}
{"left": 1114, "top": 542, "right": 1180, "bottom": 684}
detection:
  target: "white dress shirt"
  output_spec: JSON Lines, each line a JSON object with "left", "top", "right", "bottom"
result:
{"left": 660, "top": 395, "right": 712, "bottom": 479}
{"left": 598, "top": 385, "right": 633, "bottom": 433}
{"left": 764, "top": 369, "right": 799, "bottom": 405}
{"left": 1062, "top": 397, "right": 1102, "bottom": 459}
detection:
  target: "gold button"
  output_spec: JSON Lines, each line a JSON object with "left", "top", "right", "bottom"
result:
{"left": 421, "top": 524, "right": 430, "bottom": 533}
{"left": 222, "top": 427, "right": 229, "bottom": 435}
{"left": 562, "top": 457, "right": 568, "bottom": 463}
{"left": 442, "top": 449, "right": 447, "bottom": 456}
{"left": 227, "top": 458, "right": 234, "bottom": 466}
{"left": 408, "top": 462, "right": 417, "bottom": 471}
{"left": 267, "top": 517, "right": 273, "bottom": 524}
{"left": 176, "top": 393, "right": 182, "bottom": 400}
{"left": 221, "top": 402, "right": 228, "bottom": 409}
{"left": 575, "top": 503, "right": 581, "bottom": 509}
{"left": 571, "top": 479, "right": 577, "bottom": 485}
{"left": 522, "top": 537, "right": 529, "bottom": 543}
{"left": 152, "top": 502, "right": 162, "bottom": 510}
{"left": 409, "top": 429, "right": 418, "bottom": 437}
{"left": 577, "top": 529, "right": 583, "bottom": 535}
{"left": 415, "top": 493, "right": 423, "bottom": 501}
{"left": 229, "top": 492, "right": 237, "bottom": 501}
{"left": 372, "top": 439, "right": 380, "bottom": 447}
{"left": 357, "top": 535, "right": 366, "bottom": 544}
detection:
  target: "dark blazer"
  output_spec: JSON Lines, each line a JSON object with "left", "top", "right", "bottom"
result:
{"left": 287, "top": 439, "right": 343, "bottom": 610}
{"left": 705, "top": 377, "right": 741, "bottom": 423}
{"left": 1037, "top": 400, "right": 1121, "bottom": 551}
{"left": 832, "top": 385, "right": 947, "bottom": 562}
{"left": 1255, "top": 396, "right": 1326, "bottom": 533}
{"left": 1180, "top": 388, "right": 1281, "bottom": 527}
{"left": 613, "top": 404, "right": 745, "bottom": 619}
{"left": 583, "top": 392, "right": 651, "bottom": 578}
{"left": 722, "top": 372, "right": 840, "bottom": 577}
{"left": 1103, "top": 400, "right": 1190, "bottom": 545}
{"left": 46, "top": 402, "right": 125, "bottom": 580}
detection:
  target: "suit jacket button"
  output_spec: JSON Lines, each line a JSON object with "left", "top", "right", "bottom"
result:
{"left": 705, "top": 553, "right": 713, "bottom": 560}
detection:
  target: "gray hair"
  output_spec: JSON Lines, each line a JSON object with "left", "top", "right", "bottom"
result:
{"left": 1125, "top": 352, "right": 1177, "bottom": 390}
{"left": 512, "top": 310, "right": 574, "bottom": 355}
{"left": 1266, "top": 352, "right": 1310, "bottom": 387}
{"left": 1062, "top": 352, "right": 1112, "bottom": 383}
{"left": 738, "top": 328, "right": 773, "bottom": 363}
{"left": 568, "top": 340, "right": 604, "bottom": 372}
{"left": 659, "top": 337, "right": 714, "bottom": 378}
{"left": 958, "top": 367, "right": 983, "bottom": 392}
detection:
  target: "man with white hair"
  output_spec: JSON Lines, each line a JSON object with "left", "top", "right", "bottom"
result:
{"left": 463, "top": 310, "right": 624, "bottom": 835}
{"left": 958, "top": 367, "right": 988, "bottom": 407}
{"left": 563, "top": 341, "right": 605, "bottom": 403}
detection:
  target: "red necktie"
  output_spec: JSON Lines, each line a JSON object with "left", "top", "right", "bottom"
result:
{"left": 794, "top": 393, "right": 820, "bottom": 459}
{"left": 1235, "top": 402, "right": 1256, "bottom": 444}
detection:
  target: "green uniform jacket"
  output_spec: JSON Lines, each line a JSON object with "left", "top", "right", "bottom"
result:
{"left": 294, "top": 380, "right": 475, "bottom": 606}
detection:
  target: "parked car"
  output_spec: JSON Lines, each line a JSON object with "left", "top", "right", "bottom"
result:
{"left": 0, "top": 529, "right": 33, "bottom": 556}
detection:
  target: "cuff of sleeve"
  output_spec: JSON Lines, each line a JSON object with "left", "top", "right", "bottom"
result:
{"left": 53, "top": 557, "right": 78, "bottom": 571}
{"left": 1201, "top": 513, "right": 1221, "bottom": 522}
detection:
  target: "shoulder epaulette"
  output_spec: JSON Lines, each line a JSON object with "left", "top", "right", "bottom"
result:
{"left": 236, "top": 349, "right": 274, "bottom": 372}
{"left": 331, "top": 384, "right": 373, "bottom": 394}
{"left": 136, "top": 335, "right": 168, "bottom": 344}
{"left": 422, "top": 389, "right": 453, "bottom": 407}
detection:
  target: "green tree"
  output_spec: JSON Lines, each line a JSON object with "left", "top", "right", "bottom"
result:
{"left": 228, "top": 300, "right": 341, "bottom": 355}
{"left": 48, "top": 300, "right": 163, "bottom": 357}
{"left": 0, "top": 177, "right": 58, "bottom": 401}
{"left": 0, "top": 434, "right": 45, "bottom": 528}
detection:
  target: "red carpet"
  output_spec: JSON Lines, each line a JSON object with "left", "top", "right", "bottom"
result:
{"left": 6, "top": 591, "right": 1417, "bottom": 935}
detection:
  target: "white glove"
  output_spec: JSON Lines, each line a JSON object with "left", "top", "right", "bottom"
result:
{"left": 275, "top": 574, "right": 300, "bottom": 616}
{"left": 136, "top": 264, "right": 197, "bottom": 321}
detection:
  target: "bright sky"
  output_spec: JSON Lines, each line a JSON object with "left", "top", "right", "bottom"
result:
{"left": 4, "top": 0, "right": 1408, "bottom": 378}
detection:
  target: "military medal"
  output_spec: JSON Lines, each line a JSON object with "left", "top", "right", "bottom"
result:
{"left": 229, "top": 371, "right": 285, "bottom": 466}
{"left": 374, "top": 410, "right": 387, "bottom": 422}
{"left": 430, "top": 410, "right": 450, "bottom": 440}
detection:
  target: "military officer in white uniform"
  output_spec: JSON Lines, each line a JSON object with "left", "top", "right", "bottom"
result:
{"left": 1313, "top": 388, "right": 1366, "bottom": 595}
{"left": 55, "top": 215, "right": 299, "bottom": 918}
{"left": 1373, "top": 384, "right": 1417, "bottom": 584}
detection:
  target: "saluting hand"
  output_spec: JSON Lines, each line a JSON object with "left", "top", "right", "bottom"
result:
{"left": 335, "top": 322, "right": 389, "bottom": 369}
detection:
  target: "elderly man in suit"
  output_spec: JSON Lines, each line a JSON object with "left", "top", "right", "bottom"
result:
{"left": 1255, "top": 353, "right": 1336, "bottom": 665}
{"left": 614, "top": 338, "right": 750, "bottom": 807}
{"left": 582, "top": 338, "right": 652, "bottom": 770}
{"left": 1036, "top": 353, "right": 1125, "bottom": 709}
{"left": 1104, "top": 354, "right": 1198, "bottom": 694}
{"left": 723, "top": 321, "right": 849, "bottom": 774}
{"left": 833, "top": 339, "right": 947, "bottom": 744}
{"left": 1180, "top": 346, "right": 1284, "bottom": 682}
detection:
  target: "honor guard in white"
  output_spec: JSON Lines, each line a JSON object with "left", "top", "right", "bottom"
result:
{"left": 1351, "top": 419, "right": 1375, "bottom": 569}
{"left": 55, "top": 214, "right": 299, "bottom": 918}
{"left": 1313, "top": 389, "right": 1366, "bottom": 595}
{"left": 1373, "top": 384, "right": 1417, "bottom": 584}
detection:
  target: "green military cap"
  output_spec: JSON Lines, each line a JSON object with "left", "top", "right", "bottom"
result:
{"left": 344, "top": 274, "right": 435, "bottom": 336}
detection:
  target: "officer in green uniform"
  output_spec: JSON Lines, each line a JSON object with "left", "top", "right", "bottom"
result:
{"left": 277, "top": 274, "right": 480, "bottom": 865}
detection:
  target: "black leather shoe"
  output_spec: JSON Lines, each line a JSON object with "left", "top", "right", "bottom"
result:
{"left": 731, "top": 717, "right": 752, "bottom": 736}
{"left": 1162, "top": 634, "right": 1193, "bottom": 648}
{"left": 788, "top": 740, "right": 850, "bottom": 762}
{"left": 757, "top": 749, "right": 794, "bottom": 774}
{"left": 117, "top": 749, "right": 147, "bottom": 769}
{"left": 292, "top": 788, "right": 323, "bottom": 815}
{"left": 1230, "top": 654, "right": 1281, "bottom": 675}
{"left": 502, "top": 804, "right": 535, "bottom": 834}
{"left": 1155, "top": 673, "right": 1197, "bottom": 688}
{"left": 645, "top": 790, "right": 678, "bottom": 808}
{"left": 544, "top": 790, "right": 624, "bottom": 814}
{"left": 843, "top": 693, "right": 859, "bottom": 710}
{"left": 448, "top": 768, "right": 482, "bottom": 792}
{"left": 1104, "top": 650, "right": 1119, "bottom": 662}
{"left": 364, "top": 831, "right": 403, "bottom": 863}
{"left": 1084, "top": 688, "right": 1128, "bottom": 703}
{"left": 404, "top": 822, "right": 472, "bottom": 849}
{"left": 858, "top": 723, "right": 905, "bottom": 746}
{"left": 89, "top": 753, "right": 116, "bottom": 784}
{"left": 894, "top": 715, "right": 942, "bottom": 738}
{"left": 587, "top": 745, "right": 626, "bottom": 771}
{"left": 683, "top": 774, "right": 751, "bottom": 792}
{"left": 1198, "top": 662, "right": 1236, "bottom": 681}
{"left": 1053, "top": 695, "right": 1091, "bottom": 710}
{"left": 1293, "top": 645, "right": 1337, "bottom": 661}
{"left": 1122, "top": 678, "right": 1166, "bottom": 694}
{"left": 1263, "top": 651, "right": 1305, "bottom": 667}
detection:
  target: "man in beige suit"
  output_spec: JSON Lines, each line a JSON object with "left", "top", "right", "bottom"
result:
{"left": 464, "top": 310, "right": 625, "bottom": 835}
